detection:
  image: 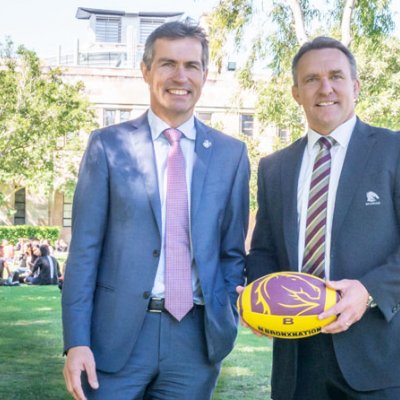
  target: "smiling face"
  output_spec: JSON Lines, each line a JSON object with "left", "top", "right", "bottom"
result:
{"left": 141, "top": 37, "right": 208, "bottom": 127}
{"left": 292, "top": 48, "right": 360, "bottom": 135}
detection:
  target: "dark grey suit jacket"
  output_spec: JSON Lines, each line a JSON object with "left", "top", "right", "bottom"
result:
{"left": 62, "top": 112, "right": 250, "bottom": 372}
{"left": 247, "top": 119, "right": 400, "bottom": 397}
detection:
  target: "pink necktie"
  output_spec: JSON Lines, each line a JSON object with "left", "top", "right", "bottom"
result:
{"left": 302, "top": 136, "right": 334, "bottom": 278}
{"left": 163, "top": 128, "right": 193, "bottom": 321}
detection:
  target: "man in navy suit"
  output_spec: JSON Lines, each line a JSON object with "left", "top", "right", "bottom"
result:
{"left": 62, "top": 19, "right": 249, "bottom": 400}
{"left": 246, "top": 36, "right": 400, "bottom": 399}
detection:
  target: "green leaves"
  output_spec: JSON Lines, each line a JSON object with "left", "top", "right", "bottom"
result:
{"left": 0, "top": 41, "right": 96, "bottom": 208}
{"left": 352, "top": 0, "right": 394, "bottom": 44}
{"left": 208, "top": 0, "right": 399, "bottom": 143}
{"left": 0, "top": 225, "right": 60, "bottom": 244}
{"left": 208, "top": 0, "right": 253, "bottom": 72}
{"left": 355, "top": 36, "right": 400, "bottom": 129}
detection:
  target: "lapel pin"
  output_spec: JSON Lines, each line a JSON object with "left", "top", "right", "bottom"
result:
{"left": 202, "top": 139, "right": 212, "bottom": 149}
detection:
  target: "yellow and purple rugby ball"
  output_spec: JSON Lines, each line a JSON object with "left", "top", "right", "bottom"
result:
{"left": 238, "top": 271, "right": 340, "bottom": 339}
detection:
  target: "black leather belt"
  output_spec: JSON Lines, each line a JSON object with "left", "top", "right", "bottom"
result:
{"left": 148, "top": 298, "right": 204, "bottom": 313}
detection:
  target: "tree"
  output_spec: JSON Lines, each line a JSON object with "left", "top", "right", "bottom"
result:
{"left": 238, "top": 134, "right": 266, "bottom": 211}
{"left": 0, "top": 39, "right": 96, "bottom": 211}
{"left": 207, "top": 0, "right": 400, "bottom": 142}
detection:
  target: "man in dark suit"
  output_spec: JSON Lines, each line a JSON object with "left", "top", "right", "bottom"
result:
{"left": 62, "top": 20, "right": 249, "bottom": 400}
{"left": 246, "top": 36, "right": 400, "bottom": 399}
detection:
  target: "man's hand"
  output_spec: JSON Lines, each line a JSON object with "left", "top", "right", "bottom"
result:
{"left": 63, "top": 346, "right": 99, "bottom": 400}
{"left": 236, "top": 286, "right": 272, "bottom": 339}
{"left": 319, "top": 279, "right": 369, "bottom": 334}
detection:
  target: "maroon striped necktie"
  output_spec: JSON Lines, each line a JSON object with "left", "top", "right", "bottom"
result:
{"left": 302, "top": 136, "right": 335, "bottom": 278}
{"left": 163, "top": 128, "right": 193, "bottom": 321}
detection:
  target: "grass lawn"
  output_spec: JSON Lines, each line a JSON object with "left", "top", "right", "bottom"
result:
{"left": 0, "top": 286, "right": 272, "bottom": 399}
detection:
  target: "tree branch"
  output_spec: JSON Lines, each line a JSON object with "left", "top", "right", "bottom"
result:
{"left": 286, "top": 0, "right": 308, "bottom": 44}
{"left": 341, "top": 0, "right": 356, "bottom": 47}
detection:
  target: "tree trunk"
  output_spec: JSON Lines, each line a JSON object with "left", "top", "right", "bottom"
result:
{"left": 341, "top": 0, "right": 356, "bottom": 47}
{"left": 286, "top": 0, "right": 308, "bottom": 44}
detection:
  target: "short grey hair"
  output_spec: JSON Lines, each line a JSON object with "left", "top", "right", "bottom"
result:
{"left": 292, "top": 36, "right": 358, "bottom": 85}
{"left": 142, "top": 18, "right": 209, "bottom": 70}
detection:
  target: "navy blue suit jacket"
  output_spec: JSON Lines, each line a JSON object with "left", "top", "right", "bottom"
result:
{"left": 62, "top": 112, "right": 249, "bottom": 372}
{"left": 247, "top": 119, "right": 400, "bottom": 395}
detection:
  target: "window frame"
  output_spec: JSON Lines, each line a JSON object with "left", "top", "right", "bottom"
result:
{"left": 95, "top": 16, "right": 122, "bottom": 43}
{"left": 240, "top": 114, "right": 254, "bottom": 136}
{"left": 63, "top": 194, "right": 73, "bottom": 228}
{"left": 14, "top": 188, "right": 26, "bottom": 225}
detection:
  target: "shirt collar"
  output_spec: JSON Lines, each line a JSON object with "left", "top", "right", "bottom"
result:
{"left": 147, "top": 109, "right": 196, "bottom": 141}
{"left": 306, "top": 115, "right": 357, "bottom": 153}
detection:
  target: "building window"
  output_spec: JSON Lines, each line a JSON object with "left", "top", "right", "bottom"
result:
{"left": 103, "top": 109, "right": 132, "bottom": 126}
{"left": 197, "top": 112, "right": 212, "bottom": 126}
{"left": 14, "top": 188, "right": 26, "bottom": 225}
{"left": 277, "top": 128, "right": 291, "bottom": 143}
{"left": 240, "top": 114, "right": 254, "bottom": 136}
{"left": 96, "top": 16, "right": 121, "bottom": 43}
{"left": 140, "top": 18, "right": 165, "bottom": 45}
{"left": 227, "top": 61, "right": 237, "bottom": 71}
{"left": 63, "top": 194, "right": 73, "bottom": 228}
{"left": 120, "top": 110, "right": 131, "bottom": 123}
{"left": 103, "top": 109, "right": 116, "bottom": 126}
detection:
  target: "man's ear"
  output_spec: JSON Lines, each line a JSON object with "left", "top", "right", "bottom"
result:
{"left": 353, "top": 79, "right": 361, "bottom": 100}
{"left": 140, "top": 62, "right": 149, "bottom": 83}
{"left": 202, "top": 68, "right": 209, "bottom": 85}
{"left": 292, "top": 85, "right": 301, "bottom": 105}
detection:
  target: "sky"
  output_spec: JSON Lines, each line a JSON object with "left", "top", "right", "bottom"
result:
{"left": 0, "top": 0, "right": 399, "bottom": 58}
{"left": 0, "top": 0, "right": 218, "bottom": 57}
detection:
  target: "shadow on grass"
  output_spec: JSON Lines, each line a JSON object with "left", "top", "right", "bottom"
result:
{"left": 214, "top": 329, "right": 272, "bottom": 399}
{"left": 0, "top": 286, "right": 69, "bottom": 400}
{"left": 0, "top": 286, "right": 272, "bottom": 399}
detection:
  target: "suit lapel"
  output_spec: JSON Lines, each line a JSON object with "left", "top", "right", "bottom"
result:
{"left": 282, "top": 137, "right": 307, "bottom": 270}
{"left": 126, "top": 113, "right": 162, "bottom": 234}
{"left": 191, "top": 119, "right": 213, "bottom": 223}
{"left": 331, "top": 120, "right": 375, "bottom": 243}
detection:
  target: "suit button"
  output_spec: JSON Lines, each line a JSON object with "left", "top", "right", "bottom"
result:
{"left": 143, "top": 291, "right": 151, "bottom": 299}
{"left": 152, "top": 249, "right": 160, "bottom": 257}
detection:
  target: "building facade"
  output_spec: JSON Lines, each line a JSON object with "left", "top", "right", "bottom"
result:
{"left": 1, "top": 7, "right": 280, "bottom": 240}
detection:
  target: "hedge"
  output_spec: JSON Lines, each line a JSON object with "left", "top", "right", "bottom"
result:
{"left": 0, "top": 226, "right": 61, "bottom": 245}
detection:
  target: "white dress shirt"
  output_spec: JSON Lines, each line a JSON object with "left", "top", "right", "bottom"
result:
{"left": 147, "top": 109, "right": 203, "bottom": 303}
{"left": 297, "top": 116, "right": 356, "bottom": 279}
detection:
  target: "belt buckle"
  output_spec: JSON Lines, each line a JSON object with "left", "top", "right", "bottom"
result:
{"left": 148, "top": 297, "right": 163, "bottom": 313}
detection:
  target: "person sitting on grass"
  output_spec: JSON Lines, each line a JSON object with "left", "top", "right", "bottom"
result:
{"left": 10, "top": 242, "right": 35, "bottom": 283}
{"left": 0, "top": 245, "right": 11, "bottom": 280}
{"left": 25, "top": 244, "right": 61, "bottom": 285}
{"left": 55, "top": 239, "right": 68, "bottom": 253}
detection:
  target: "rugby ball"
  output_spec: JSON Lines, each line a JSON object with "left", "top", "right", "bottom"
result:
{"left": 238, "top": 271, "right": 340, "bottom": 339}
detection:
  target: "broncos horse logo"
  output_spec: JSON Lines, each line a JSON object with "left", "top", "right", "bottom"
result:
{"left": 252, "top": 272, "right": 326, "bottom": 316}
